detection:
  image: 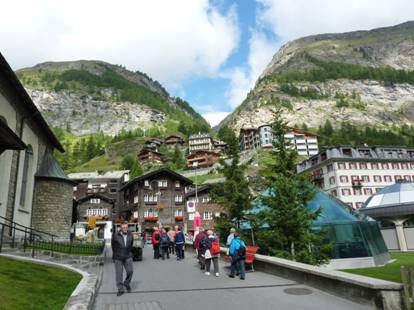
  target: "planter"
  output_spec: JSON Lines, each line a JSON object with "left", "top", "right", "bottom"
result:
{"left": 144, "top": 216, "right": 159, "bottom": 222}
{"left": 175, "top": 216, "right": 183, "bottom": 222}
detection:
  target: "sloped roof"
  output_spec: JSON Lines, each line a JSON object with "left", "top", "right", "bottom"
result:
{"left": 35, "top": 151, "right": 76, "bottom": 185}
{"left": 364, "top": 182, "right": 414, "bottom": 209}
{"left": 68, "top": 170, "right": 129, "bottom": 180}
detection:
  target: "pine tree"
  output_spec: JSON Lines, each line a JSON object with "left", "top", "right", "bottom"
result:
{"left": 255, "top": 112, "right": 331, "bottom": 265}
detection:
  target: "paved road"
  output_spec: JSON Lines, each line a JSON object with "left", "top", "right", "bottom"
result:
{"left": 94, "top": 247, "right": 374, "bottom": 310}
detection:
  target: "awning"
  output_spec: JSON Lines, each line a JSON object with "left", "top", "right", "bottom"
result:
{"left": 0, "top": 120, "right": 26, "bottom": 153}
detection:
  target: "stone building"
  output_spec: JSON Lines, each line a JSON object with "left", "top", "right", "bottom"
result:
{"left": 186, "top": 184, "right": 224, "bottom": 231}
{"left": 120, "top": 168, "right": 192, "bottom": 231}
{"left": 68, "top": 170, "right": 129, "bottom": 220}
{"left": 0, "top": 53, "right": 73, "bottom": 238}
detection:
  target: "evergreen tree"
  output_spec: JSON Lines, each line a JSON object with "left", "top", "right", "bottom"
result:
{"left": 255, "top": 112, "right": 331, "bottom": 265}
{"left": 171, "top": 145, "right": 186, "bottom": 170}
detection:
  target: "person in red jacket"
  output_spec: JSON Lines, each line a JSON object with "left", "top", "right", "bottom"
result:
{"left": 152, "top": 226, "right": 161, "bottom": 259}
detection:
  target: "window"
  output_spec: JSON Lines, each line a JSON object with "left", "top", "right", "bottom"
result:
{"left": 404, "top": 175, "right": 411, "bottom": 181}
{"left": 331, "top": 190, "right": 337, "bottom": 197}
{"left": 175, "top": 195, "right": 183, "bottom": 203}
{"left": 392, "top": 163, "right": 400, "bottom": 169}
{"left": 373, "top": 175, "right": 382, "bottom": 182}
{"left": 376, "top": 188, "right": 383, "bottom": 193}
{"left": 189, "top": 213, "right": 195, "bottom": 220}
{"left": 175, "top": 181, "right": 180, "bottom": 188}
{"left": 203, "top": 211, "right": 213, "bottom": 220}
{"left": 133, "top": 196, "right": 138, "bottom": 203}
{"left": 144, "top": 180, "right": 149, "bottom": 187}
{"left": 384, "top": 175, "right": 392, "bottom": 182}
{"left": 329, "top": 176, "right": 335, "bottom": 185}
{"left": 20, "top": 145, "right": 33, "bottom": 206}
{"left": 339, "top": 175, "right": 349, "bottom": 183}
{"left": 401, "top": 163, "right": 408, "bottom": 169}
{"left": 338, "top": 162, "right": 346, "bottom": 170}
{"left": 73, "top": 186, "right": 78, "bottom": 191}
{"left": 353, "top": 188, "right": 362, "bottom": 195}
{"left": 394, "top": 175, "right": 402, "bottom": 182}
{"left": 355, "top": 202, "right": 364, "bottom": 209}
{"left": 359, "top": 162, "right": 368, "bottom": 169}
{"left": 90, "top": 198, "right": 101, "bottom": 204}
{"left": 110, "top": 188, "right": 117, "bottom": 193}
{"left": 327, "top": 164, "right": 333, "bottom": 172}
{"left": 361, "top": 175, "right": 370, "bottom": 182}
{"left": 174, "top": 210, "right": 183, "bottom": 216}
{"left": 202, "top": 196, "right": 211, "bottom": 203}
{"left": 364, "top": 188, "right": 373, "bottom": 195}
{"left": 381, "top": 163, "right": 389, "bottom": 169}
{"left": 371, "top": 163, "right": 379, "bottom": 170}
{"left": 351, "top": 175, "right": 359, "bottom": 181}
{"left": 349, "top": 162, "right": 358, "bottom": 170}
{"left": 341, "top": 189, "right": 351, "bottom": 196}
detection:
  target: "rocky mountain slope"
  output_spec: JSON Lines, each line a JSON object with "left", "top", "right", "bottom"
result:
{"left": 17, "top": 60, "right": 208, "bottom": 136}
{"left": 218, "top": 21, "right": 414, "bottom": 135}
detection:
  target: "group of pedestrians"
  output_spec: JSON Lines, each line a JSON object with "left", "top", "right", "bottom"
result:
{"left": 193, "top": 227, "right": 246, "bottom": 280}
{"left": 151, "top": 225, "right": 185, "bottom": 260}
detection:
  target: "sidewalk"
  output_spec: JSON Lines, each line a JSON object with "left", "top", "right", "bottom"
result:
{"left": 94, "top": 247, "right": 373, "bottom": 310}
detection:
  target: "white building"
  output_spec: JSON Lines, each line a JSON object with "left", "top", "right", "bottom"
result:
{"left": 188, "top": 132, "right": 213, "bottom": 153}
{"left": 297, "top": 146, "right": 414, "bottom": 209}
{"left": 240, "top": 126, "right": 319, "bottom": 157}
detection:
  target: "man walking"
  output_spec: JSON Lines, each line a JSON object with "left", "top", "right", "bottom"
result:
{"left": 111, "top": 222, "right": 134, "bottom": 296}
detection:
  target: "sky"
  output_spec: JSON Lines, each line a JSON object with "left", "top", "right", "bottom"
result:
{"left": 1, "top": 0, "right": 414, "bottom": 126}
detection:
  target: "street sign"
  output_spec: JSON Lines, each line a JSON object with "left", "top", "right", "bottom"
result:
{"left": 186, "top": 201, "right": 196, "bottom": 213}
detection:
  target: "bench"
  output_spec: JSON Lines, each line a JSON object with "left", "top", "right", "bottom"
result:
{"left": 223, "top": 246, "right": 259, "bottom": 272}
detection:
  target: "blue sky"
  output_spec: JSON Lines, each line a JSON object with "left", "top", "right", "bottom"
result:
{"left": 1, "top": 0, "right": 414, "bottom": 126}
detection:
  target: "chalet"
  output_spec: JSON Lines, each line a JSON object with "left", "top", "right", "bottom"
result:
{"left": 187, "top": 150, "right": 220, "bottom": 168}
{"left": 68, "top": 170, "right": 129, "bottom": 220}
{"left": 186, "top": 184, "right": 224, "bottom": 231}
{"left": 120, "top": 168, "right": 192, "bottom": 231}
{"left": 138, "top": 148, "right": 163, "bottom": 163}
{"left": 213, "top": 139, "right": 228, "bottom": 154}
{"left": 75, "top": 193, "right": 115, "bottom": 222}
{"left": 0, "top": 53, "right": 74, "bottom": 239}
{"left": 164, "top": 134, "right": 185, "bottom": 149}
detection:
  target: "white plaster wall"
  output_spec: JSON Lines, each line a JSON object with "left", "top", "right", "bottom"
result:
{"left": 0, "top": 91, "right": 17, "bottom": 218}
{"left": 13, "top": 122, "right": 39, "bottom": 227}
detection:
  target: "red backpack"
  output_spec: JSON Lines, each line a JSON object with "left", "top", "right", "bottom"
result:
{"left": 211, "top": 241, "right": 221, "bottom": 255}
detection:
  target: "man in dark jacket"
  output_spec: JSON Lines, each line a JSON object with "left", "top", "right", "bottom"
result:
{"left": 112, "top": 222, "right": 134, "bottom": 296}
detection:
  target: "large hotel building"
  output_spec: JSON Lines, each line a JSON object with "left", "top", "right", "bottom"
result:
{"left": 297, "top": 146, "right": 414, "bottom": 209}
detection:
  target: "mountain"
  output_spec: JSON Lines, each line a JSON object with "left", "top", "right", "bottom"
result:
{"left": 17, "top": 60, "right": 209, "bottom": 136}
{"left": 218, "top": 21, "right": 414, "bottom": 139}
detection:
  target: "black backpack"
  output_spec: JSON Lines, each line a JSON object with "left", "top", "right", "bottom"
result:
{"left": 237, "top": 241, "right": 246, "bottom": 257}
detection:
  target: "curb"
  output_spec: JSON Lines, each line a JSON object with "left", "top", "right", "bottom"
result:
{"left": 0, "top": 253, "right": 100, "bottom": 310}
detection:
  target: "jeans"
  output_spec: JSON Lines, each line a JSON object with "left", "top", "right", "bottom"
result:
{"left": 205, "top": 257, "right": 219, "bottom": 274}
{"left": 114, "top": 258, "right": 133, "bottom": 291}
{"left": 230, "top": 257, "right": 245, "bottom": 279}
{"left": 176, "top": 243, "right": 184, "bottom": 259}
{"left": 153, "top": 244, "right": 160, "bottom": 259}
{"left": 169, "top": 241, "right": 175, "bottom": 254}
{"left": 161, "top": 246, "right": 170, "bottom": 259}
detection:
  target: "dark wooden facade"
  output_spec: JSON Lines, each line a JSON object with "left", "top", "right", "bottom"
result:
{"left": 120, "top": 168, "right": 192, "bottom": 229}
{"left": 138, "top": 149, "right": 163, "bottom": 163}
{"left": 187, "top": 150, "right": 220, "bottom": 168}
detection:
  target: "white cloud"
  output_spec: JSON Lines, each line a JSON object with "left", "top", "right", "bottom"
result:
{"left": 202, "top": 111, "right": 230, "bottom": 127}
{"left": 223, "top": 0, "right": 414, "bottom": 112}
{"left": 0, "top": 0, "right": 239, "bottom": 87}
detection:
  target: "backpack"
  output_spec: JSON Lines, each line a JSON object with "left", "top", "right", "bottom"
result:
{"left": 211, "top": 241, "right": 220, "bottom": 255}
{"left": 237, "top": 241, "right": 246, "bottom": 257}
{"left": 161, "top": 233, "right": 169, "bottom": 245}
{"left": 155, "top": 233, "right": 160, "bottom": 241}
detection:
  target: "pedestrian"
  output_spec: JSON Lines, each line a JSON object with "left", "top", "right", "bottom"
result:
{"left": 175, "top": 226, "right": 185, "bottom": 260}
{"left": 226, "top": 228, "right": 236, "bottom": 254}
{"left": 194, "top": 228, "right": 207, "bottom": 270}
{"left": 167, "top": 227, "right": 176, "bottom": 255}
{"left": 160, "top": 228, "right": 170, "bottom": 260}
{"left": 152, "top": 226, "right": 161, "bottom": 259}
{"left": 204, "top": 230, "right": 220, "bottom": 277}
{"left": 228, "top": 232, "right": 246, "bottom": 280}
{"left": 111, "top": 222, "right": 134, "bottom": 296}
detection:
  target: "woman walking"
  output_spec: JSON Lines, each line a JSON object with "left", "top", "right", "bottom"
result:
{"left": 204, "top": 230, "right": 220, "bottom": 277}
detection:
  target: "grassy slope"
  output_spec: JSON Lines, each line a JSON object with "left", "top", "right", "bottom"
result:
{"left": 342, "top": 252, "right": 414, "bottom": 283}
{"left": 0, "top": 256, "right": 81, "bottom": 310}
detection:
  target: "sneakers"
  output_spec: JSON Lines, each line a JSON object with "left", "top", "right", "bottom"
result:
{"left": 228, "top": 274, "right": 235, "bottom": 278}
{"left": 205, "top": 272, "right": 210, "bottom": 276}
{"left": 124, "top": 284, "right": 131, "bottom": 293}
{"left": 215, "top": 273, "right": 220, "bottom": 277}
{"left": 117, "top": 290, "right": 124, "bottom": 296}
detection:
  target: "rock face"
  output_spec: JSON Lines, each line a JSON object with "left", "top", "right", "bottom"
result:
{"left": 28, "top": 88, "right": 165, "bottom": 136}
{"left": 218, "top": 21, "right": 414, "bottom": 134}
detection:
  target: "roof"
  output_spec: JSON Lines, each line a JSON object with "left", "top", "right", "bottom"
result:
{"left": 0, "top": 53, "right": 64, "bottom": 152}
{"left": 0, "top": 119, "right": 26, "bottom": 151}
{"left": 363, "top": 182, "right": 414, "bottom": 210}
{"left": 121, "top": 168, "right": 193, "bottom": 191}
{"left": 68, "top": 170, "right": 129, "bottom": 180}
{"left": 77, "top": 193, "right": 115, "bottom": 204}
{"left": 35, "top": 151, "right": 76, "bottom": 185}
{"left": 186, "top": 184, "right": 211, "bottom": 197}
{"left": 202, "top": 177, "right": 226, "bottom": 185}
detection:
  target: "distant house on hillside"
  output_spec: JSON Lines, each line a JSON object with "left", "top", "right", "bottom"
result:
{"left": 143, "top": 138, "right": 163, "bottom": 152}
{"left": 213, "top": 139, "right": 228, "bottom": 154}
{"left": 0, "top": 53, "right": 74, "bottom": 239}
{"left": 138, "top": 148, "right": 163, "bottom": 163}
{"left": 189, "top": 132, "right": 214, "bottom": 154}
{"left": 164, "top": 134, "right": 185, "bottom": 149}
{"left": 187, "top": 150, "right": 220, "bottom": 168}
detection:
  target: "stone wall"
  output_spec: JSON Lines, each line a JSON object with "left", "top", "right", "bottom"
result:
{"left": 32, "top": 179, "right": 73, "bottom": 239}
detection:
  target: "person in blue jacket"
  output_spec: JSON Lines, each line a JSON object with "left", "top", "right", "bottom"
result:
{"left": 228, "top": 232, "right": 246, "bottom": 280}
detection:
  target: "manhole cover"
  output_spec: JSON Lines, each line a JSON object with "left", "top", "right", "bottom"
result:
{"left": 283, "top": 287, "right": 313, "bottom": 295}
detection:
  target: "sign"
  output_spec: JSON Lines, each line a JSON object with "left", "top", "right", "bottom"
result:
{"left": 86, "top": 208, "right": 108, "bottom": 216}
{"left": 186, "top": 201, "right": 196, "bottom": 213}
{"left": 133, "top": 211, "right": 138, "bottom": 218}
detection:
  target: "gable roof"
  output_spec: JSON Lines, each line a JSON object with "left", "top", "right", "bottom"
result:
{"left": 0, "top": 53, "right": 64, "bottom": 152}
{"left": 35, "top": 151, "right": 76, "bottom": 185}
{"left": 121, "top": 167, "right": 193, "bottom": 191}
{"left": 186, "top": 184, "right": 211, "bottom": 197}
